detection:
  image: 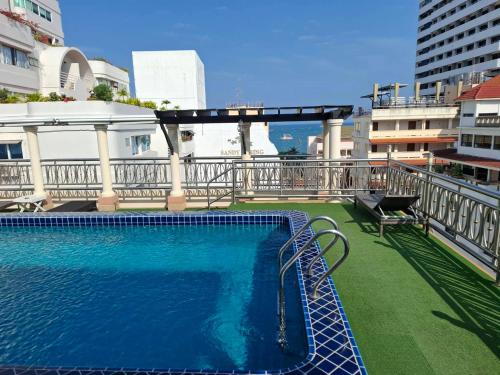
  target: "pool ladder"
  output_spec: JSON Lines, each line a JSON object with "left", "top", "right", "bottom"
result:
{"left": 277, "top": 216, "right": 350, "bottom": 347}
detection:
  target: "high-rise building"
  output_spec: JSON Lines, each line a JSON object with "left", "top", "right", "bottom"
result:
{"left": 415, "top": 0, "right": 500, "bottom": 97}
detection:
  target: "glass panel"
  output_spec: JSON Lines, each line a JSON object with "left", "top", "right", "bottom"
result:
{"left": 15, "top": 50, "right": 29, "bottom": 69}
{"left": 131, "top": 137, "right": 139, "bottom": 155}
{"left": 31, "top": 2, "right": 39, "bottom": 14}
{"left": 8, "top": 143, "right": 23, "bottom": 159}
{"left": 1, "top": 46, "right": 13, "bottom": 65}
{"left": 0, "top": 145, "right": 8, "bottom": 160}
{"left": 46, "top": 10, "right": 52, "bottom": 21}
{"left": 495, "top": 137, "right": 500, "bottom": 150}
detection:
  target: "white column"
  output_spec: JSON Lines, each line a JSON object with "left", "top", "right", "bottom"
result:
{"left": 328, "top": 118, "right": 343, "bottom": 159}
{"left": 239, "top": 122, "right": 253, "bottom": 195}
{"left": 322, "top": 120, "right": 330, "bottom": 190}
{"left": 328, "top": 118, "right": 343, "bottom": 194}
{"left": 24, "top": 126, "right": 53, "bottom": 208}
{"left": 395, "top": 120, "right": 400, "bottom": 131}
{"left": 421, "top": 120, "right": 426, "bottom": 130}
{"left": 322, "top": 120, "right": 330, "bottom": 160}
{"left": 166, "top": 124, "right": 186, "bottom": 210}
{"left": 95, "top": 125, "right": 118, "bottom": 211}
{"left": 448, "top": 118, "right": 453, "bottom": 129}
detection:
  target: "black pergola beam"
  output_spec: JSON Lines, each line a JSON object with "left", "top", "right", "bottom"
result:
{"left": 155, "top": 105, "right": 353, "bottom": 124}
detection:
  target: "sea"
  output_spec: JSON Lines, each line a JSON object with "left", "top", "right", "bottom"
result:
{"left": 269, "top": 121, "right": 353, "bottom": 154}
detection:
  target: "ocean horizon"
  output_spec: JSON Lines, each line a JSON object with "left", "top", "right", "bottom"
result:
{"left": 269, "top": 121, "right": 353, "bottom": 154}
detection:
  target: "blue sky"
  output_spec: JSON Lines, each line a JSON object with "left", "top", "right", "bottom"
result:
{"left": 61, "top": 0, "right": 418, "bottom": 108}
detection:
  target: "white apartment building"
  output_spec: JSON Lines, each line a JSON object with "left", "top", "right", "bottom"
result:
{"left": 307, "top": 134, "right": 353, "bottom": 158}
{"left": 416, "top": 0, "right": 500, "bottom": 96}
{"left": 352, "top": 83, "right": 460, "bottom": 165}
{"left": 132, "top": 50, "right": 278, "bottom": 158}
{"left": 89, "top": 59, "right": 130, "bottom": 98}
{"left": 435, "top": 74, "right": 500, "bottom": 184}
{"left": 0, "top": 0, "right": 129, "bottom": 100}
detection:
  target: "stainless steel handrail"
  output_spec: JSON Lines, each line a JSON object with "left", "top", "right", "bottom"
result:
{"left": 278, "top": 216, "right": 338, "bottom": 271}
{"left": 310, "top": 231, "right": 350, "bottom": 299}
{"left": 278, "top": 229, "right": 340, "bottom": 346}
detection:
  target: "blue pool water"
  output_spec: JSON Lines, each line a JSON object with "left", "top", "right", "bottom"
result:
{"left": 0, "top": 224, "right": 307, "bottom": 370}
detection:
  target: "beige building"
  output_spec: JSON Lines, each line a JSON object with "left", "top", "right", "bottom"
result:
{"left": 352, "top": 83, "right": 460, "bottom": 165}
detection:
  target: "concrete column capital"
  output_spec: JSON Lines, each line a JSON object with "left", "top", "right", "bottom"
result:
{"left": 327, "top": 118, "right": 343, "bottom": 127}
{"left": 94, "top": 124, "right": 108, "bottom": 131}
{"left": 23, "top": 125, "right": 38, "bottom": 133}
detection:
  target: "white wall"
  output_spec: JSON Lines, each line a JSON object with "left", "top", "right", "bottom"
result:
{"left": 132, "top": 50, "right": 207, "bottom": 110}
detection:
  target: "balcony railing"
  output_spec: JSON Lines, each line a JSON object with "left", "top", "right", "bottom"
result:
{"left": 369, "top": 128, "right": 459, "bottom": 139}
{"left": 373, "top": 96, "right": 454, "bottom": 109}
{"left": 476, "top": 116, "right": 500, "bottom": 127}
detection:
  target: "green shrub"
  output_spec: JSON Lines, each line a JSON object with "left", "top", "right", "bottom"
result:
{"left": 48, "top": 92, "right": 61, "bottom": 101}
{"left": 4, "top": 95, "right": 20, "bottom": 104}
{"left": 450, "top": 164, "right": 463, "bottom": 178}
{"left": 26, "top": 92, "right": 47, "bottom": 102}
{"left": 0, "top": 88, "right": 9, "bottom": 102}
{"left": 91, "top": 84, "right": 113, "bottom": 101}
{"left": 141, "top": 101, "right": 157, "bottom": 109}
{"left": 126, "top": 97, "right": 142, "bottom": 106}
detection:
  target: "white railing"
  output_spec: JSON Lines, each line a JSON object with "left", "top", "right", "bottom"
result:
{"left": 476, "top": 116, "right": 500, "bottom": 127}
{"left": 369, "top": 128, "right": 459, "bottom": 139}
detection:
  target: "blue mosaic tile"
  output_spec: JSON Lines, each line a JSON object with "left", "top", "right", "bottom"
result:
{"left": 0, "top": 210, "right": 366, "bottom": 375}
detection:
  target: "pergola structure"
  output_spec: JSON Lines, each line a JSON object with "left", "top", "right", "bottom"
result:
{"left": 155, "top": 105, "right": 353, "bottom": 210}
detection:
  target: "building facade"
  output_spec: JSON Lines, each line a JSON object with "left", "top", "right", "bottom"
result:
{"left": 352, "top": 84, "right": 460, "bottom": 165}
{"left": 132, "top": 50, "right": 278, "bottom": 158}
{"left": 89, "top": 59, "right": 130, "bottom": 99}
{"left": 435, "top": 74, "right": 500, "bottom": 185}
{"left": 416, "top": 0, "right": 499, "bottom": 97}
{"left": 0, "top": 0, "right": 128, "bottom": 100}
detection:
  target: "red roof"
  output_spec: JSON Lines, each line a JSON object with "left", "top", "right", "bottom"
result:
{"left": 456, "top": 75, "right": 500, "bottom": 101}
{"left": 434, "top": 149, "right": 500, "bottom": 170}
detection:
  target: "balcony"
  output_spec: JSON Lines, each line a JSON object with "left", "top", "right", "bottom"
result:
{"left": 369, "top": 128, "right": 459, "bottom": 140}
{"left": 476, "top": 116, "right": 500, "bottom": 127}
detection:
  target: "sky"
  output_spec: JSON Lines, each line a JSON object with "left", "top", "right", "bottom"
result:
{"left": 60, "top": 0, "right": 419, "bottom": 109}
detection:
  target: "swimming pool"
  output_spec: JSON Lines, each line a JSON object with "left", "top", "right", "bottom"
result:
{"left": 0, "top": 211, "right": 366, "bottom": 375}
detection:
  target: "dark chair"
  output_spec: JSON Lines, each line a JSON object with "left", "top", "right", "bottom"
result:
{"left": 355, "top": 193, "right": 427, "bottom": 236}
{"left": 0, "top": 201, "right": 15, "bottom": 212}
{"left": 48, "top": 201, "right": 97, "bottom": 212}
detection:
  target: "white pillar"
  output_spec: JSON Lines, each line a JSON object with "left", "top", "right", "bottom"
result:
{"left": 95, "top": 125, "right": 118, "bottom": 211}
{"left": 328, "top": 118, "right": 343, "bottom": 159}
{"left": 395, "top": 120, "right": 400, "bottom": 131}
{"left": 448, "top": 118, "right": 453, "bottom": 129}
{"left": 322, "top": 120, "right": 330, "bottom": 160}
{"left": 421, "top": 120, "right": 426, "bottom": 130}
{"left": 239, "top": 122, "right": 253, "bottom": 195}
{"left": 166, "top": 124, "right": 186, "bottom": 210}
{"left": 24, "top": 126, "right": 53, "bottom": 208}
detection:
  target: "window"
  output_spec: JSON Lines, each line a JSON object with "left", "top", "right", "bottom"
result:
{"left": 31, "top": 2, "right": 39, "bottom": 15}
{"left": 0, "top": 143, "right": 23, "bottom": 160}
{"left": 425, "top": 120, "right": 431, "bottom": 129}
{"left": 495, "top": 137, "right": 500, "bottom": 150}
{"left": 461, "top": 134, "right": 473, "bottom": 147}
{"left": 478, "top": 113, "right": 498, "bottom": 117}
{"left": 131, "top": 135, "right": 151, "bottom": 156}
{"left": 408, "top": 121, "right": 417, "bottom": 130}
{"left": 371, "top": 144, "right": 377, "bottom": 153}
{"left": 0, "top": 45, "right": 30, "bottom": 69}
{"left": 407, "top": 144, "right": 416, "bottom": 152}
{"left": 1, "top": 45, "right": 14, "bottom": 65}
{"left": 462, "top": 113, "right": 474, "bottom": 117}
{"left": 372, "top": 122, "right": 378, "bottom": 131}
{"left": 474, "top": 135, "right": 492, "bottom": 149}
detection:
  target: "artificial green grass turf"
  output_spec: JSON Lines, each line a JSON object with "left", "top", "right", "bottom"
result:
{"left": 229, "top": 203, "right": 500, "bottom": 375}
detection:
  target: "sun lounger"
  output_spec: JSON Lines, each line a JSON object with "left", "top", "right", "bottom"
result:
{"left": 0, "top": 201, "right": 15, "bottom": 212}
{"left": 48, "top": 200, "right": 97, "bottom": 212}
{"left": 354, "top": 193, "right": 427, "bottom": 236}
